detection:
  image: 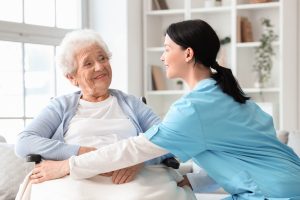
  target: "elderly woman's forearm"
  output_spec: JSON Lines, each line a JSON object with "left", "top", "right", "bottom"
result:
{"left": 69, "top": 135, "right": 168, "bottom": 179}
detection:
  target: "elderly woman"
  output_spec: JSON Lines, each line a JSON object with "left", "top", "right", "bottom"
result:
{"left": 15, "top": 29, "right": 196, "bottom": 200}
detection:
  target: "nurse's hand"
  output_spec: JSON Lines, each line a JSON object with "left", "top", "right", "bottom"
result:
{"left": 177, "top": 175, "right": 192, "bottom": 189}
{"left": 101, "top": 163, "right": 144, "bottom": 184}
{"left": 30, "top": 160, "right": 70, "bottom": 184}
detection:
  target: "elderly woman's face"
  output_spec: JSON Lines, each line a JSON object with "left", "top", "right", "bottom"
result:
{"left": 69, "top": 44, "right": 112, "bottom": 98}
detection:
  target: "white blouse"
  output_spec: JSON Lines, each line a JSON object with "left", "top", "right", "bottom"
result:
{"left": 64, "top": 95, "right": 137, "bottom": 148}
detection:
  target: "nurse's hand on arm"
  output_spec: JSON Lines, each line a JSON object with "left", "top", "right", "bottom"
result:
{"left": 30, "top": 144, "right": 146, "bottom": 184}
{"left": 30, "top": 145, "right": 96, "bottom": 184}
{"left": 31, "top": 135, "right": 169, "bottom": 183}
{"left": 30, "top": 160, "right": 144, "bottom": 184}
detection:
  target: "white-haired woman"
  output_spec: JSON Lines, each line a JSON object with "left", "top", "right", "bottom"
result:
{"left": 15, "top": 30, "right": 196, "bottom": 200}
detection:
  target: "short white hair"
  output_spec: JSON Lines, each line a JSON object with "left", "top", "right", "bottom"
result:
{"left": 56, "top": 29, "right": 112, "bottom": 76}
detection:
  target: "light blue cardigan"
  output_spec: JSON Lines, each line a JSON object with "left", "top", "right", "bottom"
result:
{"left": 15, "top": 89, "right": 170, "bottom": 164}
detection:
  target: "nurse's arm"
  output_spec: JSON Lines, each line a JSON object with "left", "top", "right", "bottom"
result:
{"left": 69, "top": 134, "right": 169, "bottom": 179}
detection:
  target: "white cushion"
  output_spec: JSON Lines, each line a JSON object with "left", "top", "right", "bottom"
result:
{"left": 0, "top": 144, "right": 34, "bottom": 200}
{"left": 0, "top": 135, "right": 6, "bottom": 143}
{"left": 287, "top": 131, "right": 300, "bottom": 157}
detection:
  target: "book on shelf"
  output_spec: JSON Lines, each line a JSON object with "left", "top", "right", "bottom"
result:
{"left": 151, "top": 65, "right": 166, "bottom": 90}
{"left": 241, "top": 17, "right": 253, "bottom": 42}
{"left": 237, "top": 16, "right": 242, "bottom": 43}
{"left": 152, "top": 0, "right": 169, "bottom": 10}
{"left": 237, "top": 16, "right": 254, "bottom": 43}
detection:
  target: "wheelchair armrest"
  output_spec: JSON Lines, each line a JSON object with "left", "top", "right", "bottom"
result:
{"left": 26, "top": 154, "right": 42, "bottom": 164}
{"left": 162, "top": 157, "right": 180, "bottom": 169}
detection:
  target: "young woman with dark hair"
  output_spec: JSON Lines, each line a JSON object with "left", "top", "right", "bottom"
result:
{"left": 31, "top": 20, "right": 300, "bottom": 200}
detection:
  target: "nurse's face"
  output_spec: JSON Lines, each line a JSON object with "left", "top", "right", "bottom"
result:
{"left": 160, "top": 34, "right": 188, "bottom": 79}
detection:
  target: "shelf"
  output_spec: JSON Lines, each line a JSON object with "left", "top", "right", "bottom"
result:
{"left": 237, "top": 41, "right": 279, "bottom": 48}
{"left": 191, "top": 6, "right": 231, "bottom": 13}
{"left": 146, "top": 9, "right": 185, "bottom": 16}
{"left": 244, "top": 87, "right": 280, "bottom": 93}
{"left": 236, "top": 2, "right": 280, "bottom": 10}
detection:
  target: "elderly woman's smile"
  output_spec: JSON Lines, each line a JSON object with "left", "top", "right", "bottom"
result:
{"left": 94, "top": 72, "right": 108, "bottom": 80}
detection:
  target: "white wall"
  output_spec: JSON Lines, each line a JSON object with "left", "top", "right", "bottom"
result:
{"left": 298, "top": 0, "right": 300, "bottom": 130}
{"left": 281, "top": 0, "right": 298, "bottom": 130}
{"left": 87, "top": 0, "right": 142, "bottom": 96}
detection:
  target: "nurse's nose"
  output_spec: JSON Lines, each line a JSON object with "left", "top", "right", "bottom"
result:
{"left": 160, "top": 53, "right": 165, "bottom": 62}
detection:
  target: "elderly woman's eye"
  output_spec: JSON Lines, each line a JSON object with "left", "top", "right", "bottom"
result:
{"left": 98, "top": 56, "right": 107, "bottom": 63}
{"left": 84, "top": 62, "right": 92, "bottom": 67}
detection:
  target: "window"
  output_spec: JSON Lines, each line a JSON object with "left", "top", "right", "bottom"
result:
{"left": 0, "top": 0, "right": 84, "bottom": 143}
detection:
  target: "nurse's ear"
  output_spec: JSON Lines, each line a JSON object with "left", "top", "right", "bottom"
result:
{"left": 185, "top": 47, "right": 194, "bottom": 63}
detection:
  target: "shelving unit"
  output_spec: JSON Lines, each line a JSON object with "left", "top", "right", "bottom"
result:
{"left": 143, "top": 0, "right": 298, "bottom": 130}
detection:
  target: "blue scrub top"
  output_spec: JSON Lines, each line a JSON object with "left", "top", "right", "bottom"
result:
{"left": 144, "top": 78, "right": 300, "bottom": 200}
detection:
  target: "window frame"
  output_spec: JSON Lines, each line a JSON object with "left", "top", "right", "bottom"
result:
{"left": 0, "top": 0, "right": 88, "bottom": 142}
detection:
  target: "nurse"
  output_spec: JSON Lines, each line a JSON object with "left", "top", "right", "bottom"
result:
{"left": 31, "top": 19, "right": 300, "bottom": 199}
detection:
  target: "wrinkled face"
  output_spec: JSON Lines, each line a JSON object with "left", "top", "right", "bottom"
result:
{"left": 68, "top": 44, "right": 112, "bottom": 97}
{"left": 160, "top": 34, "right": 188, "bottom": 79}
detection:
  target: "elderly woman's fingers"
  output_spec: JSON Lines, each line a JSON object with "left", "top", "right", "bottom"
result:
{"left": 112, "top": 169, "right": 127, "bottom": 184}
{"left": 32, "top": 164, "right": 41, "bottom": 174}
{"left": 117, "top": 170, "right": 131, "bottom": 184}
{"left": 30, "top": 173, "right": 42, "bottom": 180}
{"left": 111, "top": 163, "right": 144, "bottom": 184}
{"left": 121, "top": 172, "right": 135, "bottom": 184}
{"left": 31, "top": 176, "right": 46, "bottom": 184}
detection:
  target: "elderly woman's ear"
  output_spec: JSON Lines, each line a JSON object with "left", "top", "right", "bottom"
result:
{"left": 66, "top": 74, "right": 79, "bottom": 87}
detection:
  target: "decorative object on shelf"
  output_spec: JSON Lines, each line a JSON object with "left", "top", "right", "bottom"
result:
{"left": 253, "top": 18, "right": 278, "bottom": 88}
{"left": 152, "top": 0, "right": 168, "bottom": 10}
{"left": 151, "top": 65, "right": 166, "bottom": 90}
{"left": 220, "top": 36, "right": 231, "bottom": 45}
{"left": 176, "top": 80, "right": 184, "bottom": 90}
{"left": 218, "top": 36, "right": 231, "bottom": 67}
{"left": 215, "top": 0, "right": 222, "bottom": 7}
{"left": 249, "top": 0, "right": 271, "bottom": 4}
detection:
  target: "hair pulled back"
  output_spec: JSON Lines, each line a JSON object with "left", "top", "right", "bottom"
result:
{"left": 166, "top": 19, "right": 249, "bottom": 104}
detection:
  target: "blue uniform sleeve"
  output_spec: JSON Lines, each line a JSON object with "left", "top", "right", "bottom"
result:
{"left": 144, "top": 99, "right": 206, "bottom": 162}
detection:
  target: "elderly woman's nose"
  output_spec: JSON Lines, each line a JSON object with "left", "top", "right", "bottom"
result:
{"left": 94, "top": 61, "right": 104, "bottom": 71}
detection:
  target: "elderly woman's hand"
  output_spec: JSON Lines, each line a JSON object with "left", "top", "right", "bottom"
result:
{"left": 100, "top": 163, "right": 144, "bottom": 184}
{"left": 30, "top": 160, "right": 70, "bottom": 184}
{"left": 177, "top": 175, "right": 192, "bottom": 189}
{"left": 78, "top": 146, "right": 97, "bottom": 155}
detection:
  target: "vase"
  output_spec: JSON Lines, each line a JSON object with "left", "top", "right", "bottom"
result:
{"left": 254, "top": 81, "right": 264, "bottom": 89}
{"left": 253, "top": 71, "right": 264, "bottom": 88}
